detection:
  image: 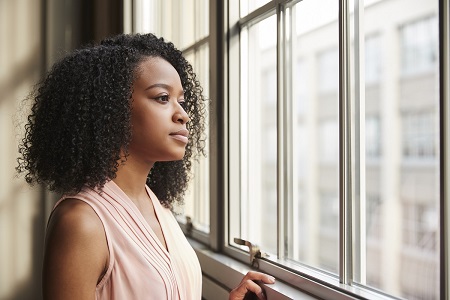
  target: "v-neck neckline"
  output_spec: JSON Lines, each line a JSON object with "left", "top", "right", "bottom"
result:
{"left": 145, "top": 185, "right": 170, "bottom": 253}
{"left": 107, "top": 180, "right": 170, "bottom": 255}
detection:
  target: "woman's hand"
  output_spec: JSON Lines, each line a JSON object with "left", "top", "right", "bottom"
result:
{"left": 229, "top": 271, "right": 275, "bottom": 300}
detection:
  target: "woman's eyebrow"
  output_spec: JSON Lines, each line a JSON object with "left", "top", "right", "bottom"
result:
{"left": 145, "top": 83, "right": 185, "bottom": 97}
{"left": 144, "top": 83, "right": 171, "bottom": 91}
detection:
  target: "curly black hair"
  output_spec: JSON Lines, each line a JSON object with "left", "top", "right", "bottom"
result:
{"left": 17, "top": 33, "right": 207, "bottom": 207}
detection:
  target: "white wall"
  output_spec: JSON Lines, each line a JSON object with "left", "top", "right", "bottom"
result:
{"left": 0, "top": 0, "right": 46, "bottom": 299}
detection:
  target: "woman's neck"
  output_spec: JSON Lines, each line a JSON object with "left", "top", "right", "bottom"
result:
{"left": 112, "top": 155, "right": 154, "bottom": 203}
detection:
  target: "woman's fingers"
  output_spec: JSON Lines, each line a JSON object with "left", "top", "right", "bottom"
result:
{"left": 230, "top": 279, "right": 265, "bottom": 299}
{"left": 243, "top": 271, "right": 276, "bottom": 284}
{"left": 229, "top": 271, "right": 275, "bottom": 300}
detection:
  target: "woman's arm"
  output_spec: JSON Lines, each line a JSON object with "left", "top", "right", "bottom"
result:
{"left": 43, "top": 199, "right": 109, "bottom": 300}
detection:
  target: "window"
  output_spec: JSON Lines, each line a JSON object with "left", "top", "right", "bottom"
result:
{"left": 240, "top": 0, "right": 272, "bottom": 17}
{"left": 400, "top": 15, "right": 438, "bottom": 76}
{"left": 135, "top": 0, "right": 449, "bottom": 299}
{"left": 229, "top": 0, "right": 343, "bottom": 280}
{"left": 402, "top": 202, "right": 437, "bottom": 251}
{"left": 227, "top": 0, "right": 442, "bottom": 299}
{"left": 235, "top": 14, "right": 278, "bottom": 255}
{"left": 402, "top": 112, "right": 436, "bottom": 160}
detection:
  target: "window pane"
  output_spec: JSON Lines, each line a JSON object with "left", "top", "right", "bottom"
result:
{"left": 288, "top": 0, "right": 340, "bottom": 274}
{"left": 232, "top": 15, "right": 278, "bottom": 255}
{"left": 179, "top": 0, "right": 195, "bottom": 48}
{"left": 240, "top": 0, "right": 271, "bottom": 18}
{"left": 195, "top": 0, "right": 209, "bottom": 41}
{"left": 354, "top": 1, "right": 440, "bottom": 299}
{"left": 179, "top": 0, "right": 210, "bottom": 49}
{"left": 135, "top": 0, "right": 208, "bottom": 49}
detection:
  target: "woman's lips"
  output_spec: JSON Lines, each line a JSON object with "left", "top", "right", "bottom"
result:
{"left": 170, "top": 129, "right": 189, "bottom": 144}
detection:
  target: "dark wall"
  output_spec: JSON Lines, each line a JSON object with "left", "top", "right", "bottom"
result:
{"left": 79, "top": 0, "right": 124, "bottom": 46}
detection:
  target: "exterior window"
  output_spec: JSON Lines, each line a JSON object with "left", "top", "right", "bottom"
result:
{"left": 402, "top": 112, "right": 436, "bottom": 160}
{"left": 402, "top": 202, "right": 437, "bottom": 251}
{"left": 400, "top": 15, "right": 438, "bottom": 76}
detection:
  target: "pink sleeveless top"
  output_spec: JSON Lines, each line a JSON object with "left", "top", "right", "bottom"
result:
{"left": 54, "top": 180, "right": 202, "bottom": 300}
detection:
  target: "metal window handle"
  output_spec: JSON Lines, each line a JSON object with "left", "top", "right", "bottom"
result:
{"left": 234, "top": 238, "right": 266, "bottom": 268}
{"left": 185, "top": 216, "right": 193, "bottom": 235}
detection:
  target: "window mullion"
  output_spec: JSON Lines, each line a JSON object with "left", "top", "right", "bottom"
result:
{"left": 441, "top": 0, "right": 450, "bottom": 298}
{"left": 208, "top": 0, "right": 225, "bottom": 252}
{"left": 286, "top": 3, "right": 298, "bottom": 261}
{"left": 352, "top": 0, "right": 366, "bottom": 285}
{"left": 277, "top": 3, "right": 287, "bottom": 259}
{"left": 339, "top": 0, "right": 353, "bottom": 285}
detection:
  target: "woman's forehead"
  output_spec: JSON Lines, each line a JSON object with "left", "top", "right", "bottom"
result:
{"left": 134, "top": 57, "right": 183, "bottom": 90}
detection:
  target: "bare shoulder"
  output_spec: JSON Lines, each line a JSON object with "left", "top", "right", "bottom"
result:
{"left": 46, "top": 198, "right": 107, "bottom": 253}
{"left": 43, "top": 198, "right": 108, "bottom": 300}
{"left": 47, "top": 198, "right": 104, "bottom": 237}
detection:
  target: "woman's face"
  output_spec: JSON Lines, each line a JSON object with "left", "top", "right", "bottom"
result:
{"left": 127, "top": 56, "right": 190, "bottom": 165}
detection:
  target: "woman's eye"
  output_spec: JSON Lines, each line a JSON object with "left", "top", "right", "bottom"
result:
{"left": 178, "top": 100, "right": 188, "bottom": 110}
{"left": 155, "top": 95, "right": 169, "bottom": 102}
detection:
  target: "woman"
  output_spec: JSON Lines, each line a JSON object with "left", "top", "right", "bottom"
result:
{"left": 17, "top": 33, "right": 274, "bottom": 299}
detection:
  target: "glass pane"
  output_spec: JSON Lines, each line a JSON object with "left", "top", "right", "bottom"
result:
{"left": 235, "top": 15, "right": 278, "bottom": 255}
{"left": 353, "top": 1, "right": 440, "bottom": 299}
{"left": 179, "top": 0, "right": 195, "bottom": 49}
{"left": 240, "top": 0, "right": 271, "bottom": 18}
{"left": 180, "top": 0, "right": 210, "bottom": 48}
{"left": 135, "top": 0, "right": 178, "bottom": 45}
{"left": 196, "top": 0, "right": 209, "bottom": 41}
{"left": 136, "top": 0, "right": 208, "bottom": 49}
{"left": 288, "top": 0, "right": 340, "bottom": 274}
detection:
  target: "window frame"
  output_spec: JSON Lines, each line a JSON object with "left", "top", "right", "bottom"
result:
{"left": 439, "top": 0, "right": 450, "bottom": 299}
{"left": 221, "top": 0, "right": 450, "bottom": 299}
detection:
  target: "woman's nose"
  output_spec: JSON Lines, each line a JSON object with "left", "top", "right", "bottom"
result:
{"left": 173, "top": 104, "right": 190, "bottom": 124}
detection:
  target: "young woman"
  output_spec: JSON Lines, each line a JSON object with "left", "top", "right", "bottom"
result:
{"left": 17, "top": 33, "right": 274, "bottom": 299}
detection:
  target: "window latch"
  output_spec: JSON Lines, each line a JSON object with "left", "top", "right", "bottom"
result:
{"left": 234, "top": 238, "right": 268, "bottom": 268}
{"left": 186, "top": 216, "right": 193, "bottom": 236}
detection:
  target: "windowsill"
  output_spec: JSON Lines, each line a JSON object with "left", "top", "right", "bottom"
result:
{"left": 188, "top": 237, "right": 405, "bottom": 300}
{"left": 188, "top": 238, "right": 319, "bottom": 300}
